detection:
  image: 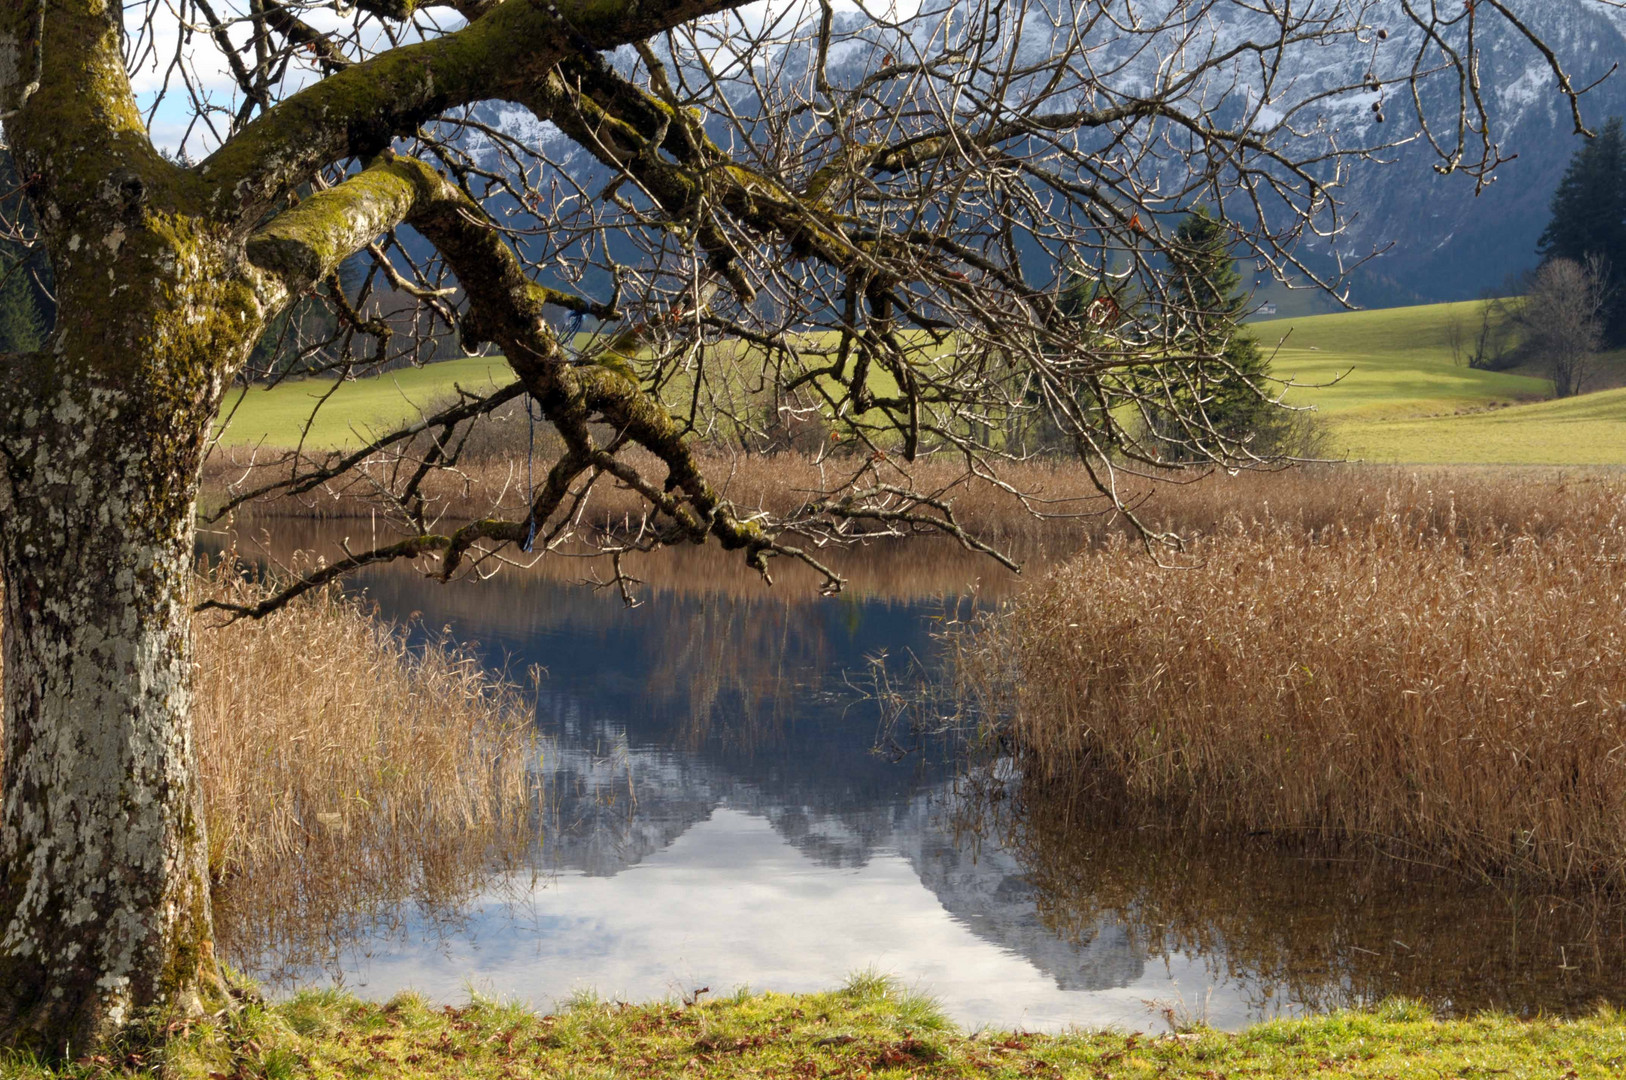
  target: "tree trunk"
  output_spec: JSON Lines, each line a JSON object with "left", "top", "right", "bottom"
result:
{"left": 0, "top": 341, "right": 231, "bottom": 1053}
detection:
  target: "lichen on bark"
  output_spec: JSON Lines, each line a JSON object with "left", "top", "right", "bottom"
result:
{"left": 0, "top": 0, "right": 805, "bottom": 1057}
{"left": 0, "top": 5, "right": 255, "bottom": 1047}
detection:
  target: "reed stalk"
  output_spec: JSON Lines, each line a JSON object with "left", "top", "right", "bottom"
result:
{"left": 958, "top": 469, "right": 1626, "bottom": 892}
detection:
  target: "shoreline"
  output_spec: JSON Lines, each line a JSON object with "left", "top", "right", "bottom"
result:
{"left": 12, "top": 978, "right": 1623, "bottom": 1079}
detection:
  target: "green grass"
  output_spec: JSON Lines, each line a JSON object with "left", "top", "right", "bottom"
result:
{"left": 1334, "top": 386, "right": 1626, "bottom": 464}
{"left": 7, "top": 979, "right": 1625, "bottom": 1080}
{"left": 214, "top": 356, "right": 517, "bottom": 452}
{"left": 217, "top": 301, "right": 1626, "bottom": 465}
{"left": 1265, "top": 301, "right": 1549, "bottom": 419}
{"left": 1263, "top": 299, "right": 1626, "bottom": 464}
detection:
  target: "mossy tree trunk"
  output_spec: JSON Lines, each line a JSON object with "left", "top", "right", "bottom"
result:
{"left": 0, "top": 360, "right": 227, "bottom": 1052}
{"left": 0, "top": 175, "right": 263, "bottom": 1058}
{"left": 0, "top": 0, "right": 753, "bottom": 1054}
{"left": 0, "top": 253, "right": 262, "bottom": 1049}
{"left": 0, "top": 1, "right": 268, "bottom": 1051}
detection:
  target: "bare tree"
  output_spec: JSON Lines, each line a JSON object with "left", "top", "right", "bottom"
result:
{"left": 1445, "top": 306, "right": 1467, "bottom": 367}
{"left": 1523, "top": 255, "right": 1610, "bottom": 397}
{"left": 0, "top": 0, "right": 1613, "bottom": 1055}
{"left": 1468, "top": 289, "right": 1521, "bottom": 371}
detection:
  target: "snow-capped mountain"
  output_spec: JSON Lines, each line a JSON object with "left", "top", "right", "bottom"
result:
{"left": 462, "top": 0, "right": 1626, "bottom": 308}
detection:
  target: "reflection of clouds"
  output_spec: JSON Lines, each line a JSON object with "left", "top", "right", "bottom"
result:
{"left": 314, "top": 809, "right": 1278, "bottom": 1032}
{"left": 218, "top": 524, "right": 1282, "bottom": 1032}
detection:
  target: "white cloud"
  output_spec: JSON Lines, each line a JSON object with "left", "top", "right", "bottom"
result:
{"left": 302, "top": 809, "right": 1288, "bottom": 1033}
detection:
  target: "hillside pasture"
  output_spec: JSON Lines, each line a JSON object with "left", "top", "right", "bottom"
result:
{"left": 213, "top": 301, "right": 1624, "bottom": 465}
{"left": 213, "top": 355, "right": 518, "bottom": 451}
{"left": 1265, "top": 299, "right": 1625, "bottom": 463}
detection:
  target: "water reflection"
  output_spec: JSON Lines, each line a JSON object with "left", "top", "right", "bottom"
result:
{"left": 981, "top": 779, "right": 1626, "bottom": 1019}
{"left": 204, "top": 522, "right": 1626, "bottom": 1030}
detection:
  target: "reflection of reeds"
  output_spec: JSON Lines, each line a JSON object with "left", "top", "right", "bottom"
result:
{"left": 983, "top": 781, "right": 1626, "bottom": 1017}
{"left": 205, "top": 445, "right": 1113, "bottom": 543}
{"left": 193, "top": 560, "right": 540, "bottom": 982}
{"left": 957, "top": 469, "right": 1626, "bottom": 893}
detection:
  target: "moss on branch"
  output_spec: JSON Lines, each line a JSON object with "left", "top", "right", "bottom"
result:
{"left": 197, "top": 0, "right": 765, "bottom": 227}
{"left": 527, "top": 59, "right": 861, "bottom": 281}
{"left": 245, "top": 155, "right": 429, "bottom": 291}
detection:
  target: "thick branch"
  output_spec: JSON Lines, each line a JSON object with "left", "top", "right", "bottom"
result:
{"left": 197, "top": 0, "right": 759, "bottom": 228}
{"left": 527, "top": 57, "right": 868, "bottom": 297}
{"left": 245, "top": 152, "right": 427, "bottom": 292}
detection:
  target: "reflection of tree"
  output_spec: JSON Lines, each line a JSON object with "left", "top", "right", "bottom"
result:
{"left": 978, "top": 778, "right": 1626, "bottom": 1018}
{"left": 654, "top": 598, "right": 815, "bottom": 754}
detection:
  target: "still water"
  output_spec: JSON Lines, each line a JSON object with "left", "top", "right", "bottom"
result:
{"left": 206, "top": 522, "right": 1626, "bottom": 1031}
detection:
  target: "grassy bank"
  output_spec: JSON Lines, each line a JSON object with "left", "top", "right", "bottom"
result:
{"left": 5, "top": 978, "right": 1625, "bottom": 1079}
{"left": 961, "top": 467, "right": 1626, "bottom": 892}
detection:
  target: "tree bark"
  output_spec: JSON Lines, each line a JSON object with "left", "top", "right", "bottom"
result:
{"left": 0, "top": 355, "right": 226, "bottom": 1053}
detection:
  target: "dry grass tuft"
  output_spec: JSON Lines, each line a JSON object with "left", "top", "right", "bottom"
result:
{"left": 0, "top": 560, "right": 537, "bottom": 979}
{"left": 961, "top": 468, "right": 1626, "bottom": 892}
{"left": 191, "top": 558, "right": 540, "bottom": 976}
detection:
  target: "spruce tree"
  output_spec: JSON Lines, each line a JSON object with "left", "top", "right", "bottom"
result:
{"left": 1538, "top": 116, "right": 1626, "bottom": 344}
{"left": 0, "top": 262, "right": 45, "bottom": 352}
{"left": 1158, "top": 206, "right": 1280, "bottom": 457}
{"left": 0, "top": 147, "right": 55, "bottom": 347}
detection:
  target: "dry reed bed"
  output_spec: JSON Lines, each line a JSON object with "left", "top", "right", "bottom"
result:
{"left": 4, "top": 565, "right": 541, "bottom": 977}
{"left": 205, "top": 446, "right": 1116, "bottom": 544}
{"left": 210, "top": 443, "right": 1623, "bottom": 553}
{"left": 192, "top": 560, "right": 540, "bottom": 974}
{"left": 963, "top": 471, "right": 1626, "bottom": 892}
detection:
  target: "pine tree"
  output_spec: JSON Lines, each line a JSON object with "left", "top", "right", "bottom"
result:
{"left": 1158, "top": 206, "right": 1280, "bottom": 458}
{"left": 0, "top": 259, "right": 45, "bottom": 353}
{"left": 0, "top": 147, "right": 56, "bottom": 348}
{"left": 1538, "top": 116, "right": 1626, "bottom": 345}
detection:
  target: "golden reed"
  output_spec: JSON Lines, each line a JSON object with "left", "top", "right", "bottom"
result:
{"left": 193, "top": 559, "right": 539, "bottom": 973}
{"left": 959, "top": 467, "right": 1626, "bottom": 892}
{"left": 4, "top": 562, "right": 540, "bottom": 975}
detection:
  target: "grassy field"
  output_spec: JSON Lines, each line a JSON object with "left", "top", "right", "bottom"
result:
{"left": 1262, "top": 300, "right": 1549, "bottom": 419}
{"left": 214, "top": 356, "right": 517, "bottom": 451}
{"left": 7, "top": 979, "right": 1625, "bottom": 1079}
{"left": 215, "top": 302, "right": 1626, "bottom": 465}
{"left": 1263, "top": 300, "right": 1626, "bottom": 464}
{"left": 1332, "top": 386, "right": 1626, "bottom": 464}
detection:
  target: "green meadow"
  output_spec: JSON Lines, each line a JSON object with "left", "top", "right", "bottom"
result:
{"left": 215, "top": 301, "right": 1626, "bottom": 465}
{"left": 1262, "top": 300, "right": 1626, "bottom": 464}
{"left": 215, "top": 356, "right": 518, "bottom": 452}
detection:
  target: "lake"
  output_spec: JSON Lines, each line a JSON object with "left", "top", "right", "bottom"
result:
{"left": 202, "top": 521, "right": 1626, "bottom": 1031}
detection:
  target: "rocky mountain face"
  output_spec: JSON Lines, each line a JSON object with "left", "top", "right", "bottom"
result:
{"left": 1326, "top": 1, "right": 1626, "bottom": 303}
{"left": 459, "top": 1, "right": 1626, "bottom": 312}
{"left": 759, "top": 0, "right": 1626, "bottom": 306}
